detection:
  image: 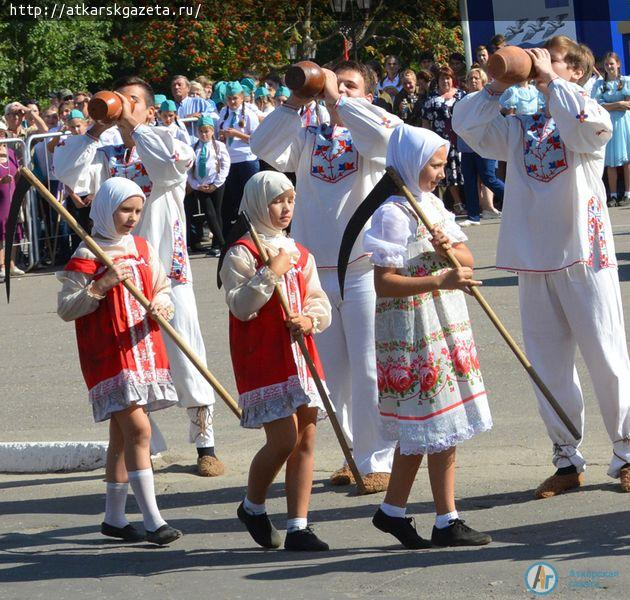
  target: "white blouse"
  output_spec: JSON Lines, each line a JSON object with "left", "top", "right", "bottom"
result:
{"left": 220, "top": 234, "right": 331, "bottom": 331}
{"left": 187, "top": 137, "right": 231, "bottom": 190}
{"left": 364, "top": 195, "right": 467, "bottom": 268}
{"left": 57, "top": 236, "right": 173, "bottom": 322}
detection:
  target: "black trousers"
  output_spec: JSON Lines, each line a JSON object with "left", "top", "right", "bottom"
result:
{"left": 66, "top": 199, "right": 92, "bottom": 252}
{"left": 184, "top": 185, "right": 226, "bottom": 249}
{"left": 221, "top": 159, "right": 260, "bottom": 239}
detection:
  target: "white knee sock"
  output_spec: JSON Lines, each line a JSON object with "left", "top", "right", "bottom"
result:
{"left": 380, "top": 502, "right": 406, "bottom": 518}
{"left": 435, "top": 510, "right": 459, "bottom": 529}
{"left": 104, "top": 482, "right": 129, "bottom": 529}
{"left": 286, "top": 517, "right": 308, "bottom": 533}
{"left": 243, "top": 496, "right": 266, "bottom": 515}
{"left": 127, "top": 469, "right": 167, "bottom": 532}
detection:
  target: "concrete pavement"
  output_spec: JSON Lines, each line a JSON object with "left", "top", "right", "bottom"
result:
{"left": 2, "top": 208, "right": 630, "bottom": 599}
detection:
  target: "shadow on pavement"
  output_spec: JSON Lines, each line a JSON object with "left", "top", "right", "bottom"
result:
{"left": 0, "top": 508, "right": 628, "bottom": 583}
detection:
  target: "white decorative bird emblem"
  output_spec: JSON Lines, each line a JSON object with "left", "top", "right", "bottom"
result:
{"left": 504, "top": 18, "right": 529, "bottom": 41}
{"left": 522, "top": 17, "right": 549, "bottom": 42}
{"left": 544, "top": 14, "right": 568, "bottom": 38}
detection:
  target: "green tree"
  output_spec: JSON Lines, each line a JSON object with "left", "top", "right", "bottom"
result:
{"left": 0, "top": 19, "right": 118, "bottom": 103}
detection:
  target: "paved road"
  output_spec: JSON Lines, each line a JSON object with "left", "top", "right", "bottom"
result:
{"left": 2, "top": 208, "right": 630, "bottom": 599}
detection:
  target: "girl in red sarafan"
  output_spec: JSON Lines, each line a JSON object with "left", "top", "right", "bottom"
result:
{"left": 220, "top": 171, "right": 332, "bottom": 552}
{"left": 57, "top": 177, "right": 181, "bottom": 546}
{"left": 363, "top": 125, "right": 493, "bottom": 550}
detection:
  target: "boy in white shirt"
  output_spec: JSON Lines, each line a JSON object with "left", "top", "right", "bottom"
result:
{"left": 453, "top": 36, "right": 630, "bottom": 496}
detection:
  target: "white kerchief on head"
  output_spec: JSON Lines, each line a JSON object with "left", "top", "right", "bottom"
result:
{"left": 386, "top": 124, "right": 449, "bottom": 200}
{"left": 89, "top": 177, "right": 146, "bottom": 242}
{"left": 239, "top": 171, "right": 294, "bottom": 237}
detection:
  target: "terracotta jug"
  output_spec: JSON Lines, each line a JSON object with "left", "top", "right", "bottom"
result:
{"left": 487, "top": 46, "right": 536, "bottom": 84}
{"left": 88, "top": 91, "right": 136, "bottom": 122}
{"left": 285, "top": 61, "right": 326, "bottom": 98}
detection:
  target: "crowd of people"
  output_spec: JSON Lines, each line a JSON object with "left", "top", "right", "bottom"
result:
{"left": 2, "top": 34, "right": 630, "bottom": 554}
{"left": 2, "top": 35, "right": 630, "bottom": 276}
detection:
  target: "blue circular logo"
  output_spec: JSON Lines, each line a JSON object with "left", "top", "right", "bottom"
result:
{"left": 525, "top": 562, "right": 559, "bottom": 595}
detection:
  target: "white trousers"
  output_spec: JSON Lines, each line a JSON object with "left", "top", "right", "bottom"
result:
{"left": 163, "top": 281, "right": 215, "bottom": 447}
{"left": 317, "top": 259, "right": 395, "bottom": 475}
{"left": 518, "top": 264, "right": 630, "bottom": 477}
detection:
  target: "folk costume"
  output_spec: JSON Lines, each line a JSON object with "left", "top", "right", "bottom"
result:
{"left": 364, "top": 125, "right": 492, "bottom": 455}
{"left": 220, "top": 171, "right": 331, "bottom": 427}
{"left": 453, "top": 78, "right": 630, "bottom": 492}
{"left": 221, "top": 171, "right": 332, "bottom": 552}
{"left": 57, "top": 178, "right": 181, "bottom": 545}
{"left": 57, "top": 178, "right": 177, "bottom": 422}
{"left": 53, "top": 120, "right": 219, "bottom": 460}
{"left": 251, "top": 97, "right": 402, "bottom": 481}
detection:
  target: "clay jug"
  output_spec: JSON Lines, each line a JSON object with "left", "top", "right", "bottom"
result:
{"left": 487, "top": 46, "right": 535, "bottom": 84}
{"left": 285, "top": 61, "right": 326, "bottom": 98}
{"left": 88, "top": 91, "right": 136, "bottom": 122}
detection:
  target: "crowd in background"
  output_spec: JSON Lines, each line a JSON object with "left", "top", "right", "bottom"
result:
{"left": 1, "top": 32, "right": 629, "bottom": 278}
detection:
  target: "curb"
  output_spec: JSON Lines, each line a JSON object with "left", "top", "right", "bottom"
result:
{"left": 0, "top": 441, "right": 108, "bottom": 473}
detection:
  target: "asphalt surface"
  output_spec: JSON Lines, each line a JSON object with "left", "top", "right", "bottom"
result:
{"left": 2, "top": 207, "right": 630, "bottom": 599}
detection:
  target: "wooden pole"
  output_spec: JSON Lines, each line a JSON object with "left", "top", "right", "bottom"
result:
{"left": 385, "top": 166, "right": 581, "bottom": 441}
{"left": 20, "top": 167, "right": 242, "bottom": 419}
{"left": 243, "top": 212, "right": 368, "bottom": 494}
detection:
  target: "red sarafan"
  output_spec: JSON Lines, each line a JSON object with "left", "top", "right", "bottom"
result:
{"left": 88, "top": 91, "right": 136, "bottom": 123}
{"left": 285, "top": 61, "right": 326, "bottom": 97}
{"left": 487, "top": 46, "right": 535, "bottom": 84}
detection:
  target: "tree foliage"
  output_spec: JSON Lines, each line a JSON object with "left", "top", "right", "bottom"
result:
{"left": 0, "top": 0, "right": 463, "bottom": 102}
{"left": 0, "top": 18, "right": 118, "bottom": 103}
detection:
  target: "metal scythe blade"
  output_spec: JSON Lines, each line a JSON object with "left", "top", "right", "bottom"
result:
{"left": 4, "top": 173, "right": 34, "bottom": 302}
{"left": 336, "top": 171, "right": 398, "bottom": 299}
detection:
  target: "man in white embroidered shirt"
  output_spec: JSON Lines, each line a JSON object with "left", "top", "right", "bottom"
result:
{"left": 453, "top": 36, "right": 630, "bottom": 497}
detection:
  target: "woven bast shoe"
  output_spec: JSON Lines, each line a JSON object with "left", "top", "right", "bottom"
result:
{"left": 330, "top": 465, "right": 355, "bottom": 486}
{"left": 620, "top": 464, "right": 630, "bottom": 492}
{"left": 534, "top": 471, "right": 584, "bottom": 499}
{"left": 197, "top": 455, "right": 225, "bottom": 477}
{"left": 359, "top": 472, "right": 390, "bottom": 495}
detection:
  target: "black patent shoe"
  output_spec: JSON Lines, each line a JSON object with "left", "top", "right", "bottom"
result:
{"left": 237, "top": 502, "right": 281, "bottom": 548}
{"left": 101, "top": 522, "right": 145, "bottom": 542}
{"left": 145, "top": 524, "right": 182, "bottom": 546}
{"left": 431, "top": 519, "right": 492, "bottom": 547}
{"left": 372, "top": 508, "right": 432, "bottom": 549}
{"left": 284, "top": 526, "right": 329, "bottom": 551}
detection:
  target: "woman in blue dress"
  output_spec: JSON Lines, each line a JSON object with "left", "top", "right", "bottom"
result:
{"left": 592, "top": 52, "right": 630, "bottom": 206}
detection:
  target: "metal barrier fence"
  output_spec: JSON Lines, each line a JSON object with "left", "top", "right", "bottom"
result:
{"left": 1, "top": 137, "right": 32, "bottom": 269}
{"left": 8, "top": 118, "right": 200, "bottom": 271}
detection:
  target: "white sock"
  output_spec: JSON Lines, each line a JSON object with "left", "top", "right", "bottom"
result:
{"left": 243, "top": 496, "right": 266, "bottom": 516}
{"left": 104, "top": 482, "right": 129, "bottom": 529}
{"left": 435, "top": 510, "right": 459, "bottom": 529}
{"left": 611, "top": 192, "right": 618, "bottom": 198}
{"left": 380, "top": 502, "right": 407, "bottom": 519}
{"left": 286, "top": 517, "right": 308, "bottom": 533}
{"left": 625, "top": 191, "right": 630, "bottom": 198}
{"left": 127, "top": 469, "right": 167, "bottom": 532}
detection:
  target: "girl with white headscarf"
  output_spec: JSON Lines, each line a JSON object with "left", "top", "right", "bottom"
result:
{"left": 220, "top": 171, "right": 333, "bottom": 552}
{"left": 364, "top": 125, "right": 493, "bottom": 550}
{"left": 57, "top": 177, "right": 181, "bottom": 546}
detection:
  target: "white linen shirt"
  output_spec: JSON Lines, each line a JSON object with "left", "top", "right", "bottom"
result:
{"left": 452, "top": 78, "right": 614, "bottom": 273}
